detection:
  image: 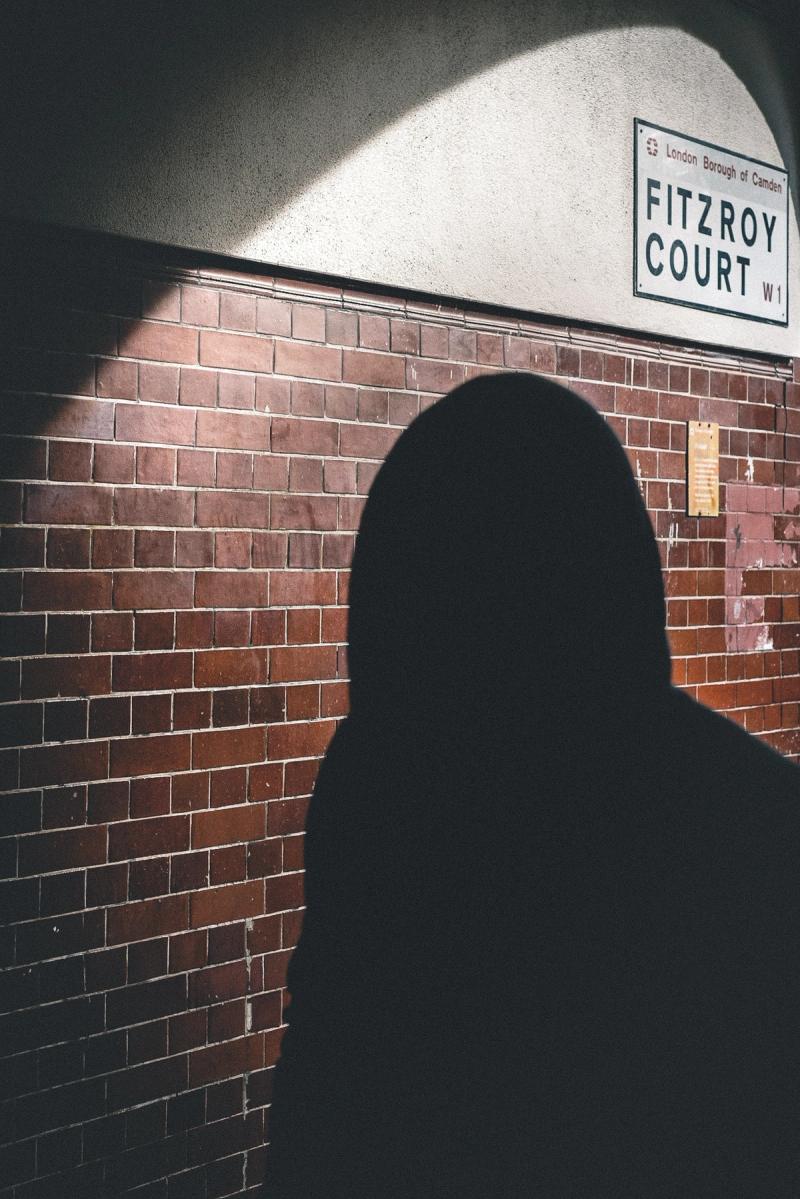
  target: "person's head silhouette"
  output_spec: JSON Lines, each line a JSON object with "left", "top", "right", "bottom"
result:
{"left": 348, "top": 371, "right": 670, "bottom": 723}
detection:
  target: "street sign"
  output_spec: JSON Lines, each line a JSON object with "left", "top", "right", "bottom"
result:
{"left": 634, "top": 119, "right": 788, "bottom": 326}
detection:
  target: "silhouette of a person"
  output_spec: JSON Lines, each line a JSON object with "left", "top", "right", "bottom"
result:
{"left": 262, "top": 373, "right": 799, "bottom": 1197}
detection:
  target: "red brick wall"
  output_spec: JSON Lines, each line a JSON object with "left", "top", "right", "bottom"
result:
{"left": 1, "top": 226, "right": 798, "bottom": 1196}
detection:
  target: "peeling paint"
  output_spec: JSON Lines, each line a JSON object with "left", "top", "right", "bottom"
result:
{"left": 745, "top": 457, "right": 755, "bottom": 482}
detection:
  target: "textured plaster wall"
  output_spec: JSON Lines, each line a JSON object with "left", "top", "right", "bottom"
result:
{"left": 3, "top": 0, "right": 798, "bottom": 355}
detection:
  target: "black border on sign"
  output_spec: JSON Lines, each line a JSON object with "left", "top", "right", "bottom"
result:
{"left": 633, "top": 118, "right": 789, "bottom": 328}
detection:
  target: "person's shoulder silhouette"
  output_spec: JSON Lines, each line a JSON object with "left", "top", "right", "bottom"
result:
{"left": 262, "top": 373, "right": 800, "bottom": 1198}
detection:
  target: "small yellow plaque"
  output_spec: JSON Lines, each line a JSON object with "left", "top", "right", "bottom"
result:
{"left": 687, "top": 421, "right": 719, "bottom": 517}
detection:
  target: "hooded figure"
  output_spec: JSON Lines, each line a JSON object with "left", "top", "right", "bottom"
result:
{"left": 263, "top": 373, "right": 799, "bottom": 1197}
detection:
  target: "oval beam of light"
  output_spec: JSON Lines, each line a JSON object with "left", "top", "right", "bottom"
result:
{"left": 237, "top": 23, "right": 796, "bottom": 357}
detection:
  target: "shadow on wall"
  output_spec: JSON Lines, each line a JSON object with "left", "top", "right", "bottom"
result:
{"left": 0, "top": 233, "right": 282, "bottom": 1193}
{"left": 1, "top": 0, "right": 797, "bottom": 246}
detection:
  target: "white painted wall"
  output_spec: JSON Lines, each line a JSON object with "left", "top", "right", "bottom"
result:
{"left": 4, "top": 0, "right": 797, "bottom": 354}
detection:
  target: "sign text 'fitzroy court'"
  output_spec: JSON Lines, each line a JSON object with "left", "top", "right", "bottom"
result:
{"left": 634, "top": 120, "right": 788, "bottom": 326}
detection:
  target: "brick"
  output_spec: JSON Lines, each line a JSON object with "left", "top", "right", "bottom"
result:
{"left": 253, "top": 457, "right": 289, "bottom": 492}
{"left": 89, "top": 696, "right": 131, "bottom": 738}
{"left": 90, "top": 529, "right": 132, "bottom": 570}
{"left": 339, "top": 423, "right": 399, "bottom": 459}
{"left": 173, "top": 690, "right": 212, "bottom": 732}
{"left": 38, "top": 695, "right": 86, "bottom": 738}
{"left": 286, "top": 684, "right": 319, "bottom": 719}
{"left": 268, "top": 719, "right": 336, "bottom": 760}
{"left": 180, "top": 366, "right": 218, "bottom": 407}
{"left": 215, "top": 531, "right": 252, "bottom": 568}
{"left": 270, "top": 646, "right": 337, "bottom": 682}
{"left": 2, "top": 526, "right": 45, "bottom": 566}
{"left": 292, "top": 304, "right": 325, "bottom": 341}
{"left": 192, "top": 726, "right": 265, "bottom": 770}
{"left": 120, "top": 319, "right": 198, "bottom": 364}
{"left": 177, "top": 448, "right": 215, "bottom": 487}
{"left": 323, "top": 460, "right": 356, "bottom": 495}
{"left": 271, "top": 416, "right": 338, "bottom": 455}
{"left": 48, "top": 528, "right": 91, "bottom": 568}
{"left": 113, "top": 651, "right": 192, "bottom": 692}
{"left": 196, "top": 410, "right": 266, "bottom": 450}
{"left": 192, "top": 804, "right": 265, "bottom": 849}
{"left": 182, "top": 285, "right": 220, "bottom": 327}
{"left": 357, "top": 389, "right": 388, "bottom": 423}
{"left": 270, "top": 495, "right": 337, "bottom": 532}
{"left": 325, "top": 308, "right": 358, "bottom": 346}
{"left": 0, "top": 394, "right": 115, "bottom": 441}
{"left": 18, "top": 825, "right": 106, "bottom": 874}
{"left": 91, "top": 612, "right": 133, "bottom": 652}
{"left": 194, "top": 571, "right": 268, "bottom": 607}
{"left": 109, "top": 734, "right": 191, "bottom": 778}
{"left": 269, "top": 571, "right": 336, "bottom": 606}
{"left": 0, "top": 481, "right": 22, "bottom": 523}
{"left": 250, "top": 687, "right": 285, "bottom": 725}
{"left": 274, "top": 340, "right": 341, "bottom": 382}
{"left": 190, "top": 882, "right": 265, "bottom": 929}
{"left": 218, "top": 372, "right": 256, "bottom": 410}
{"left": 247, "top": 838, "right": 283, "bottom": 880}
{"left": 139, "top": 362, "right": 180, "bottom": 405}
{"left": 96, "top": 358, "right": 138, "bottom": 399}
{"left": 0, "top": 436, "right": 47, "bottom": 480}
{"left": 109, "top": 816, "right": 190, "bottom": 861}
{"left": 210, "top": 689, "right": 250, "bottom": 731}
{"left": 215, "top": 610, "right": 250, "bottom": 645}
{"left": 20, "top": 740, "right": 109, "bottom": 787}
{"left": 256, "top": 376, "right": 291, "bottom": 413}
{"left": 256, "top": 297, "right": 291, "bottom": 336}
{"left": 204, "top": 765, "right": 245, "bottom": 811}
{"left": 358, "top": 313, "right": 390, "bottom": 350}
{"left": 94, "top": 443, "right": 135, "bottom": 483}
{"left": 220, "top": 292, "right": 256, "bottom": 332}
{"left": 337, "top": 495, "right": 366, "bottom": 529}
{"left": 23, "top": 654, "right": 110, "bottom": 699}
{"left": 196, "top": 490, "right": 270, "bottom": 529}
{"left": 141, "top": 280, "right": 180, "bottom": 322}
{"left": 134, "top": 610, "right": 175, "bottom": 650}
{"left": 199, "top": 330, "right": 272, "bottom": 372}
{"left": 49, "top": 441, "right": 93, "bottom": 482}
{"left": 252, "top": 533, "right": 288, "bottom": 570}
{"left": 210, "top": 842, "right": 246, "bottom": 884}
{"left": 287, "top": 608, "right": 320, "bottom": 644}
{"left": 195, "top": 649, "right": 269, "bottom": 687}
{"left": 325, "top": 384, "right": 357, "bottom": 420}
{"left": 134, "top": 528, "right": 174, "bottom": 566}
{"left": 291, "top": 380, "right": 325, "bottom": 417}
{"left": 342, "top": 349, "right": 405, "bottom": 388}
{"left": 115, "top": 404, "right": 195, "bottom": 446}
{"left": 264, "top": 871, "right": 304, "bottom": 913}
{"left": 406, "top": 358, "right": 465, "bottom": 392}
{"left": 0, "top": 613, "right": 45, "bottom": 656}
{"left": 173, "top": 531, "right": 211, "bottom": 570}
{"left": 136, "top": 446, "right": 176, "bottom": 485}
{"left": 175, "top": 612, "right": 214, "bottom": 651}
{"left": 25, "top": 483, "right": 112, "bottom": 525}
{"left": 113, "top": 571, "right": 194, "bottom": 610}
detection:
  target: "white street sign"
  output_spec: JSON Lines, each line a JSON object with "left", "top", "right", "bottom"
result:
{"left": 634, "top": 119, "right": 788, "bottom": 327}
